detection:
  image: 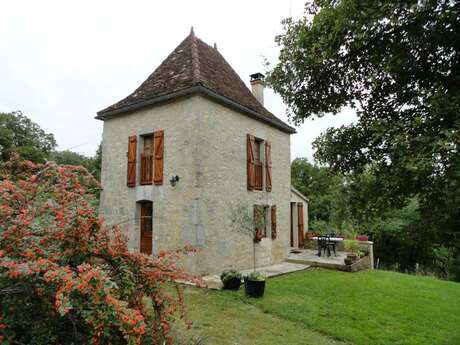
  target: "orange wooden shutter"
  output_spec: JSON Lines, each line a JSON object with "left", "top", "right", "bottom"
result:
{"left": 247, "top": 134, "right": 256, "bottom": 190}
{"left": 297, "top": 203, "right": 304, "bottom": 247}
{"left": 265, "top": 141, "right": 272, "bottom": 192}
{"left": 153, "top": 130, "right": 164, "bottom": 185}
{"left": 271, "top": 205, "right": 277, "bottom": 240}
{"left": 127, "top": 135, "right": 137, "bottom": 187}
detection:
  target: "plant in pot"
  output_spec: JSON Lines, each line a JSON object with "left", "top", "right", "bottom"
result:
{"left": 244, "top": 272, "right": 266, "bottom": 298}
{"left": 230, "top": 204, "right": 267, "bottom": 297}
{"left": 343, "top": 225, "right": 359, "bottom": 265}
{"left": 220, "top": 269, "right": 242, "bottom": 290}
{"left": 344, "top": 239, "right": 359, "bottom": 265}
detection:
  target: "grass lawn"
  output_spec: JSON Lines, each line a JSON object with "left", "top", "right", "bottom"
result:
{"left": 176, "top": 269, "right": 460, "bottom": 345}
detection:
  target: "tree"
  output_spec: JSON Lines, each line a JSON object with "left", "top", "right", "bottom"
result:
{"left": 51, "top": 143, "right": 102, "bottom": 181}
{"left": 0, "top": 156, "right": 200, "bottom": 344}
{"left": 291, "top": 158, "right": 348, "bottom": 231}
{"left": 229, "top": 204, "right": 267, "bottom": 272}
{"left": 0, "top": 111, "right": 56, "bottom": 163}
{"left": 270, "top": 1, "right": 460, "bottom": 280}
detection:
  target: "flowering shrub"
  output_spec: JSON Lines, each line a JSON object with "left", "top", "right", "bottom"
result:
{"left": 0, "top": 156, "right": 200, "bottom": 345}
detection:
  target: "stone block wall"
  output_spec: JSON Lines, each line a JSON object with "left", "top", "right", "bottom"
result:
{"left": 99, "top": 95, "right": 292, "bottom": 275}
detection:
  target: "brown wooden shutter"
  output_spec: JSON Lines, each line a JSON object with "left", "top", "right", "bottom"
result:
{"left": 265, "top": 141, "right": 272, "bottom": 192}
{"left": 127, "top": 135, "right": 137, "bottom": 187}
{"left": 153, "top": 130, "right": 164, "bottom": 185}
{"left": 247, "top": 134, "right": 256, "bottom": 190}
{"left": 253, "top": 205, "right": 263, "bottom": 242}
{"left": 271, "top": 205, "right": 277, "bottom": 240}
{"left": 297, "top": 203, "right": 304, "bottom": 247}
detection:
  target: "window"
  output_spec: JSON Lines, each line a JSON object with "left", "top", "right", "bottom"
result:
{"left": 247, "top": 134, "right": 271, "bottom": 192}
{"left": 254, "top": 138, "right": 264, "bottom": 190}
{"left": 140, "top": 134, "right": 154, "bottom": 185}
{"left": 254, "top": 205, "right": 271, "bottom": 240}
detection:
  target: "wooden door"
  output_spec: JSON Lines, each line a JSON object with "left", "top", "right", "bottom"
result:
{"left": 297, "top": 203, "right": 304, "bottom": 248}
{"left": 140, "top": 201, "right": 153, "bottom": 255}
{"left": 290, "top": 203, "right": 294, "bottom": 247}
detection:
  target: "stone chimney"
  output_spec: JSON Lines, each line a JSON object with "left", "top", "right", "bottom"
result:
{"left": 250, "top": 72, "right": 265, "bottom": 105}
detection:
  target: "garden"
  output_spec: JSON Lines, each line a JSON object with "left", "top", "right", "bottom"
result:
{"left": 177, "top": 269, "right": 460, "bottom": 345}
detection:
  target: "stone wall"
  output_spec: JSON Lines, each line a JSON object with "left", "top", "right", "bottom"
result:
{"left": 99, "top": 94, "right": 292, "bottom": 275}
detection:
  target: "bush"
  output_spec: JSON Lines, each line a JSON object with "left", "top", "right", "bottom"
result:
{"left": 245, "top": 272, "right": 266, "bottom": 282}
{"left": 0, "top": 156, "right": 199, "bottom": 345}
{"left": 220, "top": 270, "right": 242, "bottom": 284}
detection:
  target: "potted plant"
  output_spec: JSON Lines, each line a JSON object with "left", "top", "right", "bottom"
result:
{"left": 220, "top": 269, "right": 242, "bottom": 290}
{"left": 344, "top": 239, "right": 359, "bottom": 265}
{"left": 230, "top": 204, "right": 268, "bottom": 297}
{"left": 343, "top": 225, "right": 359, "bottom": 265}
{"left": 244, "top": 272, "right": 266, "bottom": 298}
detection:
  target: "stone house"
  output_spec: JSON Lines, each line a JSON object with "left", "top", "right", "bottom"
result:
{"left": 96, "top": 29, "right": 308, "bottom": 275}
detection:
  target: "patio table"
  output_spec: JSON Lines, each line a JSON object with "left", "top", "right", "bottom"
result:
{"left": 311, "top": 236, "right": 343, "bottom": 242}
{"left": 312, "top": 237, "right": 344, "bottom": 257}
{"left": 312, "top": 237, "right": 344, "bottom": 242}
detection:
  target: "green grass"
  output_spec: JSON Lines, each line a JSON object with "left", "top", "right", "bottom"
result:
{"left": 177, "top": 269, "right": 460, "bottom": 345}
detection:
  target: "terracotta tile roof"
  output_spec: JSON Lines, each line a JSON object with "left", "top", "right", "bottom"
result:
{"left": 97, "top": 29, "right": 295, "bottom": 133}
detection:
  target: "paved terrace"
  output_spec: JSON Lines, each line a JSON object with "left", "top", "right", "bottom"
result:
{"left": 287, "top": 248, "right": 348, "bottom": 270}
{"left": 202, "top": 262, "right": 310, "bottom": 289}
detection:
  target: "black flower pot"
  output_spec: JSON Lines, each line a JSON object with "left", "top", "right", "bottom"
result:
{"left": 244, "top": 278, "right": 266, "bottom": 298}
{"left": 222, "top": 277, "right": 242, "bottom": 290}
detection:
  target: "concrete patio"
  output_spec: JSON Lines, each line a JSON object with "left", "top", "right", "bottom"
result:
{"left": 287, "top": 248, "right": 348, "bottom": 270}
{"left": 202, "top": 262, "right": 311, "bottom": 289}
{"left": 286, "top": 247, "right": 374, "bottom": 272}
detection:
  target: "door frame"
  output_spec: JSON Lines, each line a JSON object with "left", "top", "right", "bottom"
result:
{"left": 139, "top": 201, "right": 153, "bottom": 255}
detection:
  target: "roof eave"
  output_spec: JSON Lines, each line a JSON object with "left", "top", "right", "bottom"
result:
{"left": 291, "top": 186, "right": 309, "bottom": 202}
{"left": 96, "top": 85, "right": 297, "bottom": 134}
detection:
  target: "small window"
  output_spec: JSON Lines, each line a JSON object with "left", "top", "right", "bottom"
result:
{"left": 140, "top": 134, "right": 154, "bottom": 185}
{"left": 254, "top": 138, "right": 264, "bottom": 190}
{"left": 254, "top": 204, "right": 270, "bottom": 239}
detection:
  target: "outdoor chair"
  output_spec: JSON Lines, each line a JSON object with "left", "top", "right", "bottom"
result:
{"left": 325, "top": 235, "right": 337, "bottom": 257}
{"left": 317, "top": 236, "right": 328, "bottom": 257}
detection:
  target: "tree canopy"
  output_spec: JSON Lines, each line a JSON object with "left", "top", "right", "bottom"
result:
{"left": 0, "top": 111, "right": 56, "bottom": 163}
{"left": 270, "top": 0, "right": 460, "bottom": 279}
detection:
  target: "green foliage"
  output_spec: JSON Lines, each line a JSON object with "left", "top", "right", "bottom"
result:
{"left": 0, "top": 111, "right": 56, "bottom": 163}
{"left": 229, "top": 204, "right": 267, "bottom": 272}
{"left": 245, "top": 272, "right": 266, "bottom": 282}
{"left": 0, "top": 156, "right": 199, "bottom": 344}
{"left": 220, "top": 270, "right": 242, "bottom": 284}
{"left": 51, "top": 143, "right": 102, "bottom": 181}
{"left": 291, "top": 158, "right": 348, "bottom": 231}
{"left": 275, "top": 1, "right": 460, "bottom": 281}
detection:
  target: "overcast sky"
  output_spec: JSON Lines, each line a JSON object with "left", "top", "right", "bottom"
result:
{"left": 0, "top": 0, "right": 356, "bottom": 161}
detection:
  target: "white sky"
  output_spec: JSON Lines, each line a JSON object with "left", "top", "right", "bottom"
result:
{"left": 0, "top": 0, "right": 356, "bottom": 161}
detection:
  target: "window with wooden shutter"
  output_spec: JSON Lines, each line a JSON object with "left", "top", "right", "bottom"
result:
{"left": 271, "top": 205, "right": 277, "bottom": 239}
{"left": 297, "top": 203, "right": 304, "bottom": 247}
{"left": 247, "top": 134, "right": 256, "bottom": 190}
{"left": 153, "top": 130, "right": 164, "bottom": 185}
{"left": 140, "top": 134, "right": 154, "bottom": 185}
{"left": 127, "top": 135, "right": 137, "bottom": 187}
{"left": 265, "top": 141, "right": 272, "bottom": 192}
{"left": 253, "top": 205, "right": 264, "bottom": 241}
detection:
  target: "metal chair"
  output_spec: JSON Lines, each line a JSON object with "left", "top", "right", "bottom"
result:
{"left": 325, "top": 235, "right": 337, "bottom": 257}
{"left": 317, "top": 236, "right": 327, "bottom": 257}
